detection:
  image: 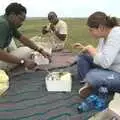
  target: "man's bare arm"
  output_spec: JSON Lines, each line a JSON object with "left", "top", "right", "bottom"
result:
{"left": 54, "top": 31, "right": 67, "bottom": 41}
{"left": 19, "top": 35, "right": 39, "bottom": 51}
{"left": 0, "top": 50, "right": 21, "bottom": 64}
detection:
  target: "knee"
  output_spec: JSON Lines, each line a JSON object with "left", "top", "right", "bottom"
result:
{"left": 85, "top": 70, "right": 101, "bottom": 88}
{"left": 77, "top": 54, "right": 86, "bottom": 63}
{"left": 77, "top": 53, "right": 91, "bottom": 61}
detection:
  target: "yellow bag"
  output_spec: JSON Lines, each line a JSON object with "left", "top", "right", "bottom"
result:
{"left": 0, "top": 70, "right": 9, "bottom": 95}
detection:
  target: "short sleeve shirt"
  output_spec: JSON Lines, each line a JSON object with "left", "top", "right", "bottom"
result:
{"left": 0, "top": 15, "right": 21, "bottom": 49}
{"left": 46, "top": 20, "right": 68, "bottom": 50}
{"left": 55, "top": 20, "right": 67, "bottom": 34}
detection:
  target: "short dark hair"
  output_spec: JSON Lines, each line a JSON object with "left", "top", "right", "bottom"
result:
{"left": 87, "top": 11, "right": 118, "bottom": 28}
{"left": 48, "top": 11, "right": 57, "bottom": 18}
{"left": 5, "top": 2, "right": 27, "bottom": 16}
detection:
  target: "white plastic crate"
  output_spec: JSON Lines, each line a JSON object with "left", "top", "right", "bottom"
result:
{"left": 45, "top": 72, "right": 72, "bottom": 92}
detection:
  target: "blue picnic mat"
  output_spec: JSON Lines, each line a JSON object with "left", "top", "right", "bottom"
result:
{"left": 0, "top": 64, "right": 96, "bottom": 120}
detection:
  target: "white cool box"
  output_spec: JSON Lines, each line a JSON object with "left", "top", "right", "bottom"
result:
{"left": 45, "top": 72, "right": 72, "bottom": 92}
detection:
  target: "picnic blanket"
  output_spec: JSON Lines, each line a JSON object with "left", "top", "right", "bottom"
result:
{"left": 35, "top": 50, "right": 77, "bottom": 70}
{"left": 0, "top": 50, "right": 100, "bottom": 120}
{"left": 0, "top": 64, "right": 98, "bottom": 120}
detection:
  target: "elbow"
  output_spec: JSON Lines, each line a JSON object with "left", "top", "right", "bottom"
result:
{"left": 94, "top": 54, "right": 112, "bottom": 69}
{"left": 98, "top": 60, "right": 112, "bottom": 69}
{"left": 100, "top": 64, "right": 110, "bottom": 69}
{"left": 94, "top": 58, "right": 111, "bottom": 69}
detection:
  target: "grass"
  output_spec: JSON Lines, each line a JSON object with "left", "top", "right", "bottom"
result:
{"left": 18, "top": 18, "right": 98, "bottom": 52}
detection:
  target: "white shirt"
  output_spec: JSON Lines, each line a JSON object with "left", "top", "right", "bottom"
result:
{"left": 47, "top": 20, "right": 67, "bottom": 51}
{"left": 94, "top": 26, "right": 120, "bottom": 73}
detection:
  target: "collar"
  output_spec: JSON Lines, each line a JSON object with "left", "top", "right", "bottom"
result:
{"left": 3, "top": 15, "right": 16, "bottom": 29}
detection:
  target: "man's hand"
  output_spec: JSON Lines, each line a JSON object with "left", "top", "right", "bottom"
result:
{"left": 42, "top": 25, "right": 49, "bottom": 34}
{"left": 24, "top": 59, "right": 37, "bottom": 69}
{"left": 37, "top": 48, "right": 52, "bottom": 62}
{"left": 50, "top": 24, "right": 55, "bottom": 32}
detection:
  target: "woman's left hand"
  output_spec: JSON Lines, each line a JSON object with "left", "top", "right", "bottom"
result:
{"left": 83, "top": 45, "right": 96, "bottom": 56}
{"left": 72, "top": 43, "right": 85, "bottom": 49}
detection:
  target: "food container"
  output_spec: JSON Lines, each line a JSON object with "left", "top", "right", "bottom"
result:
{"left": 45, "top": 72, "right": 72, "bottom": 92}
{"left": 0, "top": 70, "right": 9, "bottom": 95}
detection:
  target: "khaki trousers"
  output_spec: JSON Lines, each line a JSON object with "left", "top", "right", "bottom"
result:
{"left": 0, "top": 46, "right": 33, "bottom": 71}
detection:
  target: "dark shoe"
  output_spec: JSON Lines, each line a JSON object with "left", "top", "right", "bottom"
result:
{"left": 80, "top": 80, "right": 86, "bottom": 84}
{"left": 79, "top": 83, "right": 93, "bottom": 98}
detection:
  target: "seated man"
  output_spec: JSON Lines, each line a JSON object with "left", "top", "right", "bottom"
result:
{"left": 0, "top": 2, "right": 50, "bottom": 71}
{"left": 42, "top": 11, "right": 68, "bottom": 51}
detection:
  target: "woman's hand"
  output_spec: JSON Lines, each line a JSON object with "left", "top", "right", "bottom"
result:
{"left": 73, "top": 43, "right": 96, "bottom": 56}
{"left": 72, "top": 43, "right": 85, "bottom": 49}
{"left": 83, "top": 45, "right": 96, "bottom": 56}
{"left": 72, "top": 43, "right": 87, "bottom": 53}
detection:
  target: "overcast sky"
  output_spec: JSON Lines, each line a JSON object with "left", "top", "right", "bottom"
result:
{"left": 0, "top": 0, "right": 119, "bottom": 18}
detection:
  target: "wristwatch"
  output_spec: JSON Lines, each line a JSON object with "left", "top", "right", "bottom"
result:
{"left": 20, "top": 59, "right": 25, "bottom": 64}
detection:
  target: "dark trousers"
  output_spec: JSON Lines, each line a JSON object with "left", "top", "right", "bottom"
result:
{"left": 77, "top": 53, "right": 99, "bottom": 81}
